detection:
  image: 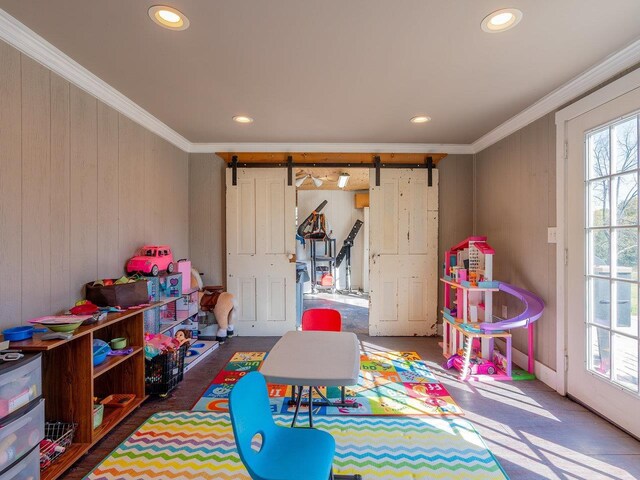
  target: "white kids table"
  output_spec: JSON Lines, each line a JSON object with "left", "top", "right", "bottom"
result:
{"left": 260, "top": 330, "right": 360, "bottom": 428}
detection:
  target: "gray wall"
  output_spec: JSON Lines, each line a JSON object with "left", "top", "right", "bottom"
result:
{"left": 0, "top": 40, "right": 189, "bottom": 328}
{"left": 474, "top": 113, "right": 557, "bottom": 369}
{"left": 189, "top": 153, "right": 226, "bottom": 287}
{"left": 437, "top": 154, "right": 475, "bottom": 319}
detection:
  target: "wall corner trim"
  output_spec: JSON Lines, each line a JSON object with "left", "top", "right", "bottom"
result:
{"left": 0, "top": 8, "right": 192, "bottom": 152}
{"left": 472, "top": 37, "right": 640, "bottom": 154}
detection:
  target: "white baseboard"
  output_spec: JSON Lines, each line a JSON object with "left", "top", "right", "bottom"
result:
{"left": 510, "top": 345, "right": 559, "bottom": 390}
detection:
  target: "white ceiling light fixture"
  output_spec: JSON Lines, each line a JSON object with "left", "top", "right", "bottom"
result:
{"left": 410, "top": 115, "right": 431, "bottom": 124}
{"left": 232, "top": 115, "right": 254, "bottom": 124}
{"left": 148, "top": 5, "right": 190, "bottom": 31}
{"left": 312, "top": 176, "right": 323, "bottom": 188}
{"left": 295, "top": 175, "right": 309, "bottom": 187}
{"left": 481, "top": 8, "right": 523, "bottom": 33}
{"left": 337, "top": 173, "right": 350, "bottom": 189}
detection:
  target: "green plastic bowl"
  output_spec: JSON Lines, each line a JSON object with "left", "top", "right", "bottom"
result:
{"left": 110, "top": 337, "right": 127, "bottom": 349}
{"left": 37, "top": 321, "right": 83, "bottom": 333}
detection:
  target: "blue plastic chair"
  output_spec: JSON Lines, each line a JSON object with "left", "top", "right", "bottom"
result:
{"left": 229, "top": 371, "right": 336, "bottom": 480}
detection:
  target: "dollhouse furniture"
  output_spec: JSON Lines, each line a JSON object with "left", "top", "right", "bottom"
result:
{"left": 229, "top": 371, "right": 337, "bottom": 480}
{"left": 259, "top": 331, "right": 359, "bottom": 428}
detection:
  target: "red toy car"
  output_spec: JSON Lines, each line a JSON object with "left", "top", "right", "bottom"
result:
{"left": 126, "top": 245, "right": 174, "bottom": 276}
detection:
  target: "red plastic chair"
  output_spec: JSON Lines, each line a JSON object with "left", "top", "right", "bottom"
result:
{"left": 301, "top": 308, "right": 342, "bottom": 332}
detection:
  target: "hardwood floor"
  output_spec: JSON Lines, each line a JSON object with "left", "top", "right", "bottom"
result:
{"left": 62, "top": 335, "right": 640, "bottom": 480}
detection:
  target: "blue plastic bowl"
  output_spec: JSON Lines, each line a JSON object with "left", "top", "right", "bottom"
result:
{"left": 93, "top": 339, "right": 111, "bottom": 366}
{"left": 2, "top": 326, "right": 46, "bottom": 341}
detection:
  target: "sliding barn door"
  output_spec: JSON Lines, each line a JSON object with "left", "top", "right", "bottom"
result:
{"left": 369, "top": 169, "right": 439, "bottom": 336}
{"left": 226, "top": 168, "right": 296, "bottom": 335}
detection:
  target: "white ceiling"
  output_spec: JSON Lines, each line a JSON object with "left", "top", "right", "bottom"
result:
{"left": 1, "top": 1, "right": 640, "bottom": 146}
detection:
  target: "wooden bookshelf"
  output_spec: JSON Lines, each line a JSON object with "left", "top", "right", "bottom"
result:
{"left": 3, "top": 299, "right": 180, "bottom": 480}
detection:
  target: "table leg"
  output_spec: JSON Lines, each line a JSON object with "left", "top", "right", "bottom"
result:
{"left": 308, "top": 385, "right": 314, "bottom": 428}
{"left": 291, "top": 385, "right": 303, "bottom": 427}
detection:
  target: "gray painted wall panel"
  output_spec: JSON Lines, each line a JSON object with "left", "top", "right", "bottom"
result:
{"left": 475, "top": 112, "right": 557, "bottom": 368}
{"left": 0, "top": 39, "right": 189, "bottom": 328}
{"left": 189, "top": 153, "right": 226, "bottom": 287}
{"left": 437, "top": 154, "right": 474, "bottom": 319}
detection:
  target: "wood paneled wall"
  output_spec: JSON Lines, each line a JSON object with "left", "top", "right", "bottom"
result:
{"left": 189, "top": 153, "right": 226, "bottom": 287}
{"left": 437, "top": 155, "right": 474, "bottom": 318}
{"left": 475, "top": 113, "right": 557, "bottom": 369}
{"left": 0, "top": 40, "right": 189, "bottom": 328}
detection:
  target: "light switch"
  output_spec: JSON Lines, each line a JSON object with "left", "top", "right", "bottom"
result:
{"left": 548, "top": 227, "right": 557, "bottom": 244}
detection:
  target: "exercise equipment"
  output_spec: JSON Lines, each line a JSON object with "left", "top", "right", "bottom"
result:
{"left": 335, "top": 219, "right": 363, "bottom": 293}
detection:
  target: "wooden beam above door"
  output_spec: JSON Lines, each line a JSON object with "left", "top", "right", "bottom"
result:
{"left": 216, "top": 152, "right": 447, "bottom": 165}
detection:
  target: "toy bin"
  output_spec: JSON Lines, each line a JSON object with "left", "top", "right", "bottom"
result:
{"left": 143, "top": 307, "right": 160, "bottom": 334}
{"left": 0, "top": 398, "right": 44, "bottom": 471}
{"left": 145, "top": 344, "right": 188, "bottom": 396}
{"left": 159, "top": 273, "right": 182, "bottom": 298}
{"left": 92, "top": 404, "right": 104, "bottom": 429}
{"left": 0, "top": 354, "right": 41, "bottom": 422}
{"left": 0, "top": 444, "right": 40, "bottom": 480}
{"left": 176, "top": 290, "right": 198, "bottom": 317}
{"left": 39, "top": 422, "right": 76, "bottom": 471}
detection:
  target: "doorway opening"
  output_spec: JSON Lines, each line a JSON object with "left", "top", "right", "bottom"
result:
{"left": 294, "top": 168, "right": 370, "bottom": 334}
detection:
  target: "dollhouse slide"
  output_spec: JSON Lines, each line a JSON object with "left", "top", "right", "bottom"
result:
{"left": 481, "top": 283, "right": 544, "bottom": 331}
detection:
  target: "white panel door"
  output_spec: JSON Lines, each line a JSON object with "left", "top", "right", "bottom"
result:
{"left": 226, "top": 168, "right": 296, "bottom": 335}
{"left": 565, "top": 85, "right": 640, "bottom": 436}
{"left": 369, "top": 169, "right": 438, "bottom": 336}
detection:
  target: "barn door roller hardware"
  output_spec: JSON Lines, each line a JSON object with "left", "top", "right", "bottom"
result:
{"left": 231, "top": 155, "right": 238, "bottom": 186}
{"left": 426, "top": 156, "right": 434, "bottom": 187}
{"left": 374, "top": 156, "right": 381, "bottom": 187}
{"left": 225, "top": 153, "right": 442, "bottom": 187}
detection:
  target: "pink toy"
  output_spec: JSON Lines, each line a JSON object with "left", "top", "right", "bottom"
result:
{"left": 452, "top": 355, "right": 497, "bottom": 376}
{"left": 441, "top": 236, "right": 544, "bottom": 381}
{"left": 126, "top": 245, "right": 174, "bottom": 276}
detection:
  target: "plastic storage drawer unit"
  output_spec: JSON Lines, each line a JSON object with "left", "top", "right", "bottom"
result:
{"left": 0, "top": 399, "right": 44, "bottom": 471}
{"left": 0, "top": 445, "right": 39, "bottom": 480}
{"left": 0, "top": 355, "right": 41, "bottom": 422}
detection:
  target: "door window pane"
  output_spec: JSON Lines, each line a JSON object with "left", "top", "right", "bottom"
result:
{"left": 586, "top": 114, "right": 640, "bottom": 395}
{"left": 589, "top": 326, "right": 611, "bottom": 377}
{"left": 612, "top": 280, "right": 636, "bottom": 334}
{"left": 614, "top": 228, "right": 638, "bottom": 280}
{"left": 588, "top": 229, "right": 610, "bottom": 276}
{"left": 612, "top": 333, "right": 638, "bottom": 391}
{"left": 613, "top": 173, "right": 638, "bottom": 225}
{"left": 613, "top": 117, "right": 638, "bottom": 173}
{"left": 588, "top": 179, "right": 610, "bottom": 227}
{"left": 589, "top": 278, "right": 610, "bottom": 328}
{"left": 588, "top": 127, "right": 610, "bottom": 179}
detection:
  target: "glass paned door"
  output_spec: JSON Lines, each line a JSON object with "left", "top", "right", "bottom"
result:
{"left": 565, "top": 75, "right": 640, "bottom": 438}
{"left": 585, "top": 114, "right": 639, "bottom": 393}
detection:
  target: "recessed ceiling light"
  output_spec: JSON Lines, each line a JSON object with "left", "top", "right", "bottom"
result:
{"left": 148, "top": 6, "right": 190, "bottom": 31}
{"left": 410, "top": 115, "right": 431, "bottom": 124}
{"left": 233, "top": 115, "right": 254, "bottom": 124}
{"left": 481, "top": 8, "right": 523, "bottom": 33}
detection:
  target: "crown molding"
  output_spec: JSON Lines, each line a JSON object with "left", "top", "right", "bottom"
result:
{"left": 0, "top": 8, "right": 192, "bottom": 152}
{"left": 189, "top": 142, "right": 474, "bottom": 155}
{"left": 472, "top": 36, "right": 640, "bottom": 154}
{"left": 2, "top": 8, "right": 639, "bottom": 157}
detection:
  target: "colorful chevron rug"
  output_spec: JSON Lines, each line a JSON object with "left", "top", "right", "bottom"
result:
{"left": 192, "top": 351, "right": 463, "bottom": 416}
{"left": 86, "top": 411, "right": 508, "bottom": 479}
